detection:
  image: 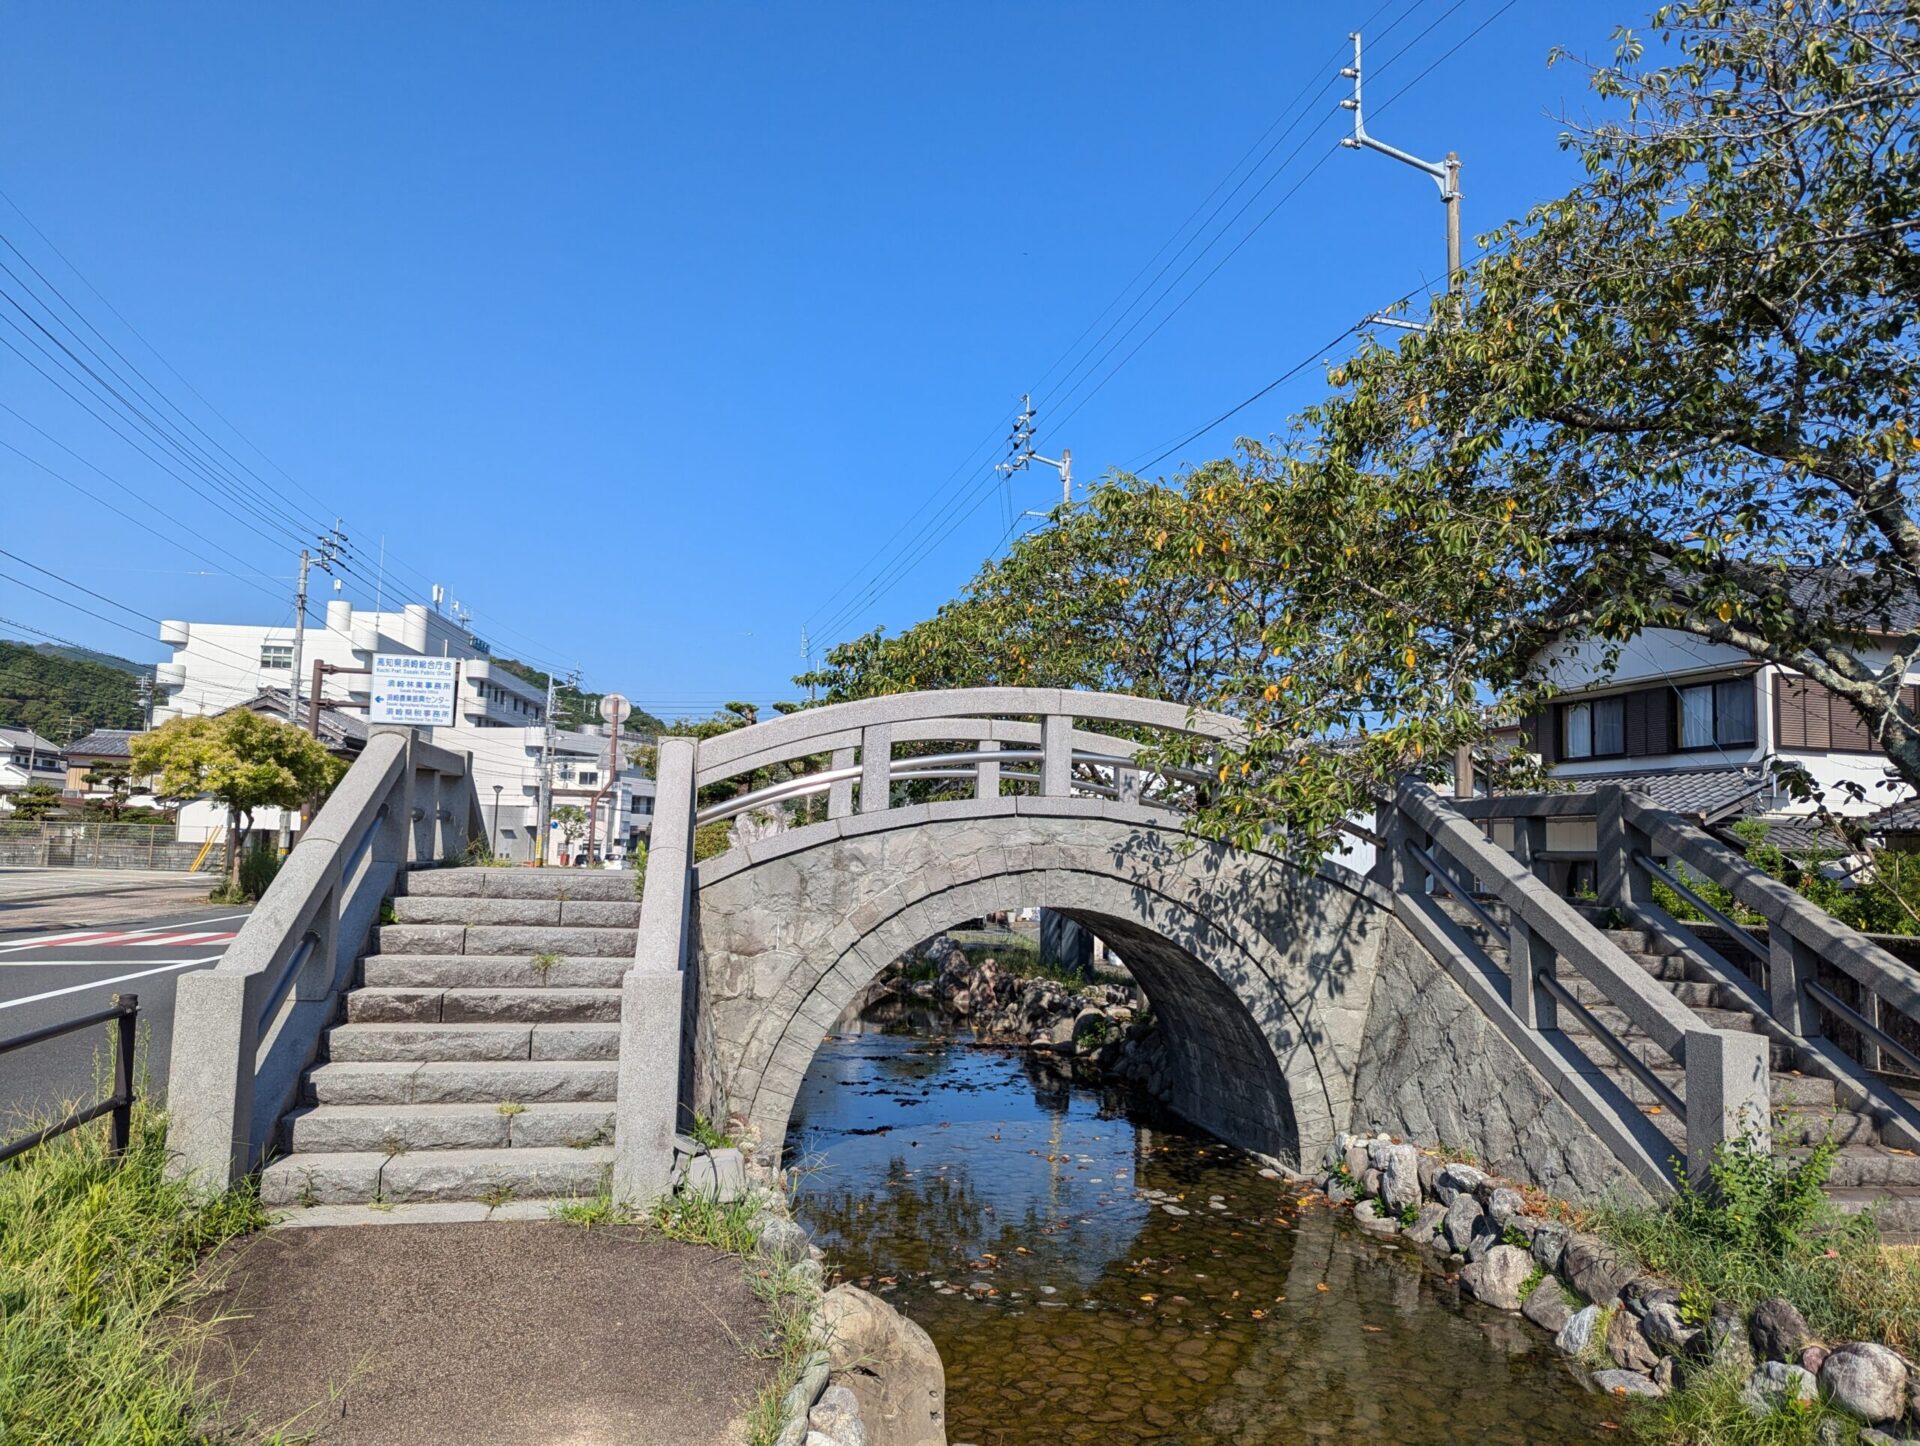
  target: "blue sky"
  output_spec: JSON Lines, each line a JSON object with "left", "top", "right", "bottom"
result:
{"left": 0, "top": 1, "right": 1628, "bottom": 718}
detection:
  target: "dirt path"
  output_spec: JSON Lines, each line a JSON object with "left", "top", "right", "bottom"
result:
{"left": 189, "top": 1221, "right": 775, "bottom": 1445}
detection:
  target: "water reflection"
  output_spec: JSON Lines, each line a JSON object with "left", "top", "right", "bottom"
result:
{"left": 788, "top": 1009, "right": 1619, "bottom": 1445}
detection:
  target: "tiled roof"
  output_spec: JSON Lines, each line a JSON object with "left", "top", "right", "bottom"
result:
{"left": 1559, "top": 765, "right": 1767, "bottom": 822}
{"left": 67, "top": 728, "right": 139, "bottom": 759}
{"left": 230, "top": 689, "right": 369, "bottom": 753}
{"left": 1872, "top": 797, "right": 1920, "bottom": 833}
{"left": 0, "top": 725, "right": 62, "bottom": 754}
{"left": 1783, "top": 567, "right": 1920, "bottom": 636}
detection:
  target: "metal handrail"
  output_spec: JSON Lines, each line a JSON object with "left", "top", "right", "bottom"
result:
{"left": 1633, "top": 850, "right": 1770, "bottom": 967}
{"left": 1806, "top": 979, "right": 1920, "bottom": 1080}
{"left": 0, "top": 993, "right": 138, "bottom": 1164}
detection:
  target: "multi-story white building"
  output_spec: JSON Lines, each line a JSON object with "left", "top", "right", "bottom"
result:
{"left": 154, "top": 600, "right": 545, "bottom": 732}
{"left": 153, "top": 600, "right": 654, "bottom": 862}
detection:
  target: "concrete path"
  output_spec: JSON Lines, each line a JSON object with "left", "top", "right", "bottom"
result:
{"left": 190, "top": 1221, "right": 776, "bottom": 1446}
{"left": 0, "top": 866, "right": 219, "bottom": 935}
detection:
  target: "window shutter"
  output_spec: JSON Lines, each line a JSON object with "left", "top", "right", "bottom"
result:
{"left": 1624, "top": 690, "right": 1649, "bottom": 756}
{"left": 1646, "top": 687, "right": 1673, "bottom": 755}
{"left": 1774, "top": 676, "right": 1807, "bottom": 749}
{"left": 1521, "top": 708, "right": 1556, "bottom": 764}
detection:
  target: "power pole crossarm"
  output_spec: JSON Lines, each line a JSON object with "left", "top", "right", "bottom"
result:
{"left": 1340, "top": 32, "right": 1463, "bottom": 290}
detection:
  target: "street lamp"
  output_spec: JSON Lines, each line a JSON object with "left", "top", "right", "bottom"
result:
{"left": 491, "top": 784, "right": 504, "bottom": 857}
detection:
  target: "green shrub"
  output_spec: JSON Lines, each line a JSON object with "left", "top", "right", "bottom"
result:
{"left": 236, "top": 841, "right": 281, "bottom": 900}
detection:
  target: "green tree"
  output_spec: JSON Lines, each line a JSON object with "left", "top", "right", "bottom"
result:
{"left": 819, "top": 0, "right": 1920, "bottom": 855}
{"left": 83, "top": 764, "right": 132, "bottom": 822}
{"left": 130, "top": 711, "right": 345, "bottom": 886}
{"left": 0, "top": 640, "right": 143, "bottom": 735}
{"left": 550, "top": 804, "right": 587, "bottom": 858}
{"left": 7, "top": 782, "right": 62, "bottom": 822}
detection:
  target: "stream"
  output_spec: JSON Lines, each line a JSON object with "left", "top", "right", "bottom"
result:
{"left": 787, "top": 1001, "right": 1623, "bottom": 1444}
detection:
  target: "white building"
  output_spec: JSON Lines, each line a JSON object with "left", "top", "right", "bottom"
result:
{"left": 153, "top": 600, "right": 654, "bottom": 862}
{"left": 1492, "top": 612, "right": 1920, "bottom": 888}
{"left": 0, "top": 726, "right": 65, "bottom": 810}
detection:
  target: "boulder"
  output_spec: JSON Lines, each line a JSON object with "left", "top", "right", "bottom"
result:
{"left": 756, "top": 1215, "right": 811, "bottom": 1265}
{"left": 680, "top": 1146, "right": 747, "bottom": 1203}
{"left": 1417, "top": 1153, "right": 1442, "bottom": 1198}
{"left": 1069, "top": 1008, "right": 1109, "bottom": 1052}
{"left": 1556, "top": 1305, "right": 1603, "bottom": 1358}
{"left": 1377, "top": 1143, "right": 1422, "bottom": 1212}
{"left": 1486, "top": 1187, "right": 1526, "bottom": 1230}
{"left": 1640, "top": 1301, "right": 1702, "bottom": 1359}
{"left": 1820, "top": 1343, "right": 1909, "bottom": 1424}
{"left": 1591, "top": 1369, "right": 1664, "bottom": 1399}
{"left": 1749, "top": 1296, "right": 1811, "bottom": 1363}
{"left": 1742, "top": 1361, "right": 1818, "bottom": 1417}
{"left": 1434, "top": 1163, "right": 1488, "bottom": 1207}
{"left": 1460, "top": 1244, "right": 1534, "bottom": 1311}
{"left": 1607, "top": 1303, "right": 1660, "bottom": 1373}
{"left": 1405, "top": 1201, "right": 1447, "bottom": 1245}
{"left": 815, "top": 1285, "right": 946, "bottom": 1446}
{"left": 1710, "top": 1301, "right": 1753, "bottom": 1373}
{"left": 1523, "top": 1281, "right": 1574, "bottom": 1335}
{"left": 1352, "top": 1199, "right": 1398, "bottom": 1234}
{"left": 809, "top": 1383, "right": 869, "bottom": 1446}
{"left": 1344, "top": 1140, "right": 1371, "bottom": 1179}
{"left": 1561, "top": 1233, "right": 1636, "bottom": 1306}
{"left": 1529, "top": 1221, "right": 1570, "bottom": 1274}
{"left": 1441, "top": 1194, "right": 1484, "bottom": 1253}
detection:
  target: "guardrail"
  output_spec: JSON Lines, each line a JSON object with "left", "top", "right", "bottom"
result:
{"left": 166, "top": 727, "right": 484, "bottom": 1188}
{"left": 1387, "top": 779, "right": 1769, "bottom": 1191}
{"left": 0, "top": 993, "right": 138, "bottom": 1164}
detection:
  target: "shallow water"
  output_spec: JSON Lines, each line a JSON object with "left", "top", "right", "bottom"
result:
{"left": 788, "top": 1007, "right": 1621, "bottom": 1445}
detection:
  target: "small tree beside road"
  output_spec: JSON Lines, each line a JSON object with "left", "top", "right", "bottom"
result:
{"left": 131, "top": 711, "right": 344, "bottom": 889}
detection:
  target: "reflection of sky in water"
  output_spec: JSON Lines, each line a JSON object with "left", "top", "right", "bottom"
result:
{"left": 789, "top": 1018, "right": 1621, "bottom": 1445}
{"left": 789, "top": 1027, "right": 1152, "bottom": 1291}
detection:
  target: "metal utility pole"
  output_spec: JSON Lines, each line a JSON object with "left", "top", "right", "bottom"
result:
{"left": 536, "top": 672, "right": 557, "bottom": 865}
{"left": 996, "top": 395, "right": 1073, "bottom": 515}
{"left": 1340, "top": 32, "right": 1463, "bottom": 291}
{"left": 287, "top": 525, "right": 348, "bottom": 730}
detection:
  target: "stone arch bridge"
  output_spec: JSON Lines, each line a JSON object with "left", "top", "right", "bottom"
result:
{"left": 177, "top": 686, "right": 1920, "bottom": 1221}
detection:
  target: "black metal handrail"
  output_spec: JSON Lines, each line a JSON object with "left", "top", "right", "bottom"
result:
{"left": 0, "top": 993, "right": 138, "bottom": 1165}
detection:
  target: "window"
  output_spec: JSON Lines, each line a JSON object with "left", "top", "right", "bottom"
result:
{"left": 1676, "top": 679, "right": 1757, "bottom": 750}
{"left": 1561, "top": 696, "right": 1625, "bottom": 760}
{"left": 260, "top": 643, "right": 293, "bottom": 670}
{"left": 577, "top": 770, "right": 598, "bottom": 786}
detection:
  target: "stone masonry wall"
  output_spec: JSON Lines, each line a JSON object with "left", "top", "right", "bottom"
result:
{"left": 1349, "top": 917, "right": 1655, "bottom": 1205}
{"left": 693, "top": 801, "right": 1394, "bottom": 1170}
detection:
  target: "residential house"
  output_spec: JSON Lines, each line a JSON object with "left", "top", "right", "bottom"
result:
{"left": 63, "top": 728, "right": 145, "bottom": 802}
{"left": 0, "top": 726, "right": 65, "bottom": 811}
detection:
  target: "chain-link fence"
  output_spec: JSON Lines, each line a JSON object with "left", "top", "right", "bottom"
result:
{"left": 0, "top": 820, "right": 208, "bottom": 871}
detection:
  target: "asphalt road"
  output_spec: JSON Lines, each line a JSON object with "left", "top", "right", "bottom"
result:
{"left": 0, "top": 878, "right": 246, "bottom": 1126}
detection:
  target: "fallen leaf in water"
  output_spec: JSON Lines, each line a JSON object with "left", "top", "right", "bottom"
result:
{"left": 1140, "top": 1294, "right": 1156, "bottom": 1303}
{"left": 1250, "top": 1309, "right": 1267, "bottom": 1319}
{"left": 1361, "top": 1325, "right": 1384, "bottom": 1333}
{"left": 1315, "top": 1283, "right": 1329, "bottom": 1293}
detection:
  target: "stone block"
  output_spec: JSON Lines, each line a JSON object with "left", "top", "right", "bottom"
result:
{"left": 530, "top": 1023, "right": 620, "bottom": 1060}
{"left": 260, "top": 1152, "right": 386, "bottom": 1207}
{"left": 681, "top": 1147, "right": 747, "bottom": 1203}
{"left": 1562, "top": 1232, "right": 1636, "bottom": 1305}
{"left": 327, "top": 1023, "right": 532, "bottom": 1062}
{"left": 1460, "top": 1244, "right": 1533, "bottom": 1311}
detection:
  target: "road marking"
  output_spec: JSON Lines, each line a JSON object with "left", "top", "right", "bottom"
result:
{"left": 0, "top": 914, "right": 248, "bottom": 953}
{"left": 0, "top": 955, "right": 225, "bottom": 1011}
{"left": 0, "top": 955, "right": 225, "bottom": 968}
{"left": 105, "top": 930, "right": 236, "bottom": 948}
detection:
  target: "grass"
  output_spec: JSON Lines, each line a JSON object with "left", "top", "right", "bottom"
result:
{"left": 690, "top": 1113, "right": 736, "bottom": 1150}
{"left": 741, "top": 1256, "right": 824, "bottom": 1446}
{"left": 1588, "top": 1135, "right": 1920, "bottom": 1352}
{"left": 529, "top": 951, "right": 561, "bottom": 983}
{"left": 0, "top": 1102, "right": 270, "bottom": 1443}
{"left": 1627, "top": 1361, "right": 1853, "bottom": 1444}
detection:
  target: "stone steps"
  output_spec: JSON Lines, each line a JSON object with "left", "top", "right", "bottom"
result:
{"left": 391, "top": 895, "right": 642, "bottom": 928}
{"left": 1430, "top": 892, "right": 1920, "bottom": 1209}
{"left": 307, "top": 1059, "right": 619, "bottom": 1105}
{"left": 361, "top": 954, "right": 632, "bottom": 990}
{"left": 374, "top": 923, "right": 637, "bottom": 957}
{"left": 285, "top": 1101, "right": 614, "bottom": 1153}
{"left": 347, "top": 986, "right": 622, "bottom": 1024}
{"left": 266, "top": 868, "right": 628, "bottom": 1216}
{"left": 260, "top": 1144, "right": 613, "bottom": 1208}
{"left": 405, "top": 868, "right": 637, "bottom": 901}
{"left": 325, "top": 1021, "right": 619, "bottom": 1063}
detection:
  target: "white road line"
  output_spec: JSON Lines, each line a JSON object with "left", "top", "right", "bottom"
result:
{"left": 0, "top": 912, "right": 249, "bottom": 953}
{"left": 0, "top": 955, "right": 224, "bottom": 1011}
{"left": 0, "top": 956, "right": 223, "bottom": 968}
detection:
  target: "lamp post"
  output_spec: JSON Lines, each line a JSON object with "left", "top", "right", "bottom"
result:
{"left": 491, "top": 784, "right": 503, "bottom": 858}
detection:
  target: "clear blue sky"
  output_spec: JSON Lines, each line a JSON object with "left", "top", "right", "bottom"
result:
{"left": 0, "top": 1, "right": 1629, "bottom": 718}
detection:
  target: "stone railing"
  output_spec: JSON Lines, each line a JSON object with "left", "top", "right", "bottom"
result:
{"left": 1386, "top": 779, "right": 1770, "bottom": 1192}
{"left": 167, "top": 727, "right": 483, "bottom": 1188}
{"left": 611, "top": 688, "right": 1240, "bottom": 1201}
{"left": 1597, "top": 785, "right": 1920, "bottom": 1151}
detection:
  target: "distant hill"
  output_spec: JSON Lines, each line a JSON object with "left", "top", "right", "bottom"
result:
{"left": 0, "top": 639, "right": 146, "bottom": 738}
{"left": 493, "top": 658, "right": 668, "bottom": 736}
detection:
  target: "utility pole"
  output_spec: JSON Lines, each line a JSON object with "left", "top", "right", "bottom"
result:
{"left": 996, "top": 395, "right": 1073, "bottom": 516}
{"left": 536, "top": 672, "right": 557, "bottom": 865}
{"left": 1340, "top": 32, "right": 1463, "bottom": 292}
{"left": 801, "top": 626, "right": 816, "bottom": 704}
{"left": 1341, "top": 32, "right": 1472, "bottom": 797}
{"left": 288, "top": 525, "right": 348, "bottom": 730}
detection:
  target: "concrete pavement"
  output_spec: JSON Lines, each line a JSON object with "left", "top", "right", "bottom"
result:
{"left": 0, "top": 870, "right": 247, "bottom": 1125}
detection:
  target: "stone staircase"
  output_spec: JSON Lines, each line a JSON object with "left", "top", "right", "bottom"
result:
{"left": 260, "top": 869, "right": 635, "bottom": 1214}
{"left": 1435, "top": 896, "right": 1920, "bottom": 1235}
